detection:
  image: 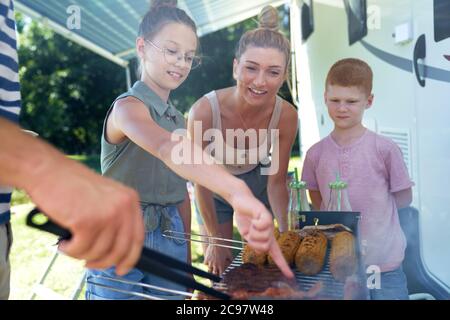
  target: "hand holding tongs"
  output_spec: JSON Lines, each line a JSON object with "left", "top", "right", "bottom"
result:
{"left": 26, "top": 208, "right": 230, "bottom": 300}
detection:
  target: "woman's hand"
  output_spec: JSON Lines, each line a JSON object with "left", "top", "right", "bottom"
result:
{"left": 231, "top": 193, "right": 294, "bottom": 278}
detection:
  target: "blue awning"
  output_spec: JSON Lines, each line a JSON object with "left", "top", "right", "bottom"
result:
{"left": 15, "top": 0, "right": 286, "bottom": 67}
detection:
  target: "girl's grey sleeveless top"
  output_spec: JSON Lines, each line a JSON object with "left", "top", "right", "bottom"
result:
{"left": 101, "top": 81, "right": 187, "bottom": 205}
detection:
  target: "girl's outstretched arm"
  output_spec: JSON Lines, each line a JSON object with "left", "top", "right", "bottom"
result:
{"left": 111, "top": 97, "right": 293, "bottom": 277}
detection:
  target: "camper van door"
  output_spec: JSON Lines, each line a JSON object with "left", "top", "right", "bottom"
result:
{"left": 410, "top": 0, "right": 450, "bottom": 292}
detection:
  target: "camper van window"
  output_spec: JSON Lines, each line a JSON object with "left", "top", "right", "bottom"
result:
{"left": 301, "top": 0, "right": 314, "bottom": 42}
{"left": 344, "top": 0, "right": 368, "bottom": 45}
{"left": 434, "top": 0, "right": 450, "bottom": 42}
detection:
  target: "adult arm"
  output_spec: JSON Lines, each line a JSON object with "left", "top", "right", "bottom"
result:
{"left": 0, "top": 117, "right": 145, "bottom": 275}
{"left": 111, "top": 98, "right": 293, "bottom": 277}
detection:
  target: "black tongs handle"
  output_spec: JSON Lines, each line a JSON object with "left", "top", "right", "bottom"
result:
{"left": 26, "top": 208, "right": 230, "bottom": 300}
{"left": 140, "top": 247, "right": 221, "bottom": 282}
{"left": 25, "top": 208, "right": 221, "bottom": 282}
{"left": 26, "top": 207, "right": 71, "bottom": 240}
{"left": 136, "top": 256, "right": 230, "bottom": 299}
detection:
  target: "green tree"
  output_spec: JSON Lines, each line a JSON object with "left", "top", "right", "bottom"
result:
{"left": 17, "top": 13, "right": 126, "bottom": 155}
{"left": 16, "top": 5, "right": 297, "bottom": 156}
{"left": 171, "top": 7, "right": 294, "bottom": 115}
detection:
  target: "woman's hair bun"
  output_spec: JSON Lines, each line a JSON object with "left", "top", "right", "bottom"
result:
{"left": 258, "top": 5, "right": 279, "bottom": 31}
{"left": 150, "top": 0, "right": 178, "bottom": 11}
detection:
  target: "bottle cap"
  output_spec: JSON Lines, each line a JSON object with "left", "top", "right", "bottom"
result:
{"left": 328, "top": 181, "right": 348, "bottom": 189}
{"left": 289, "top": 180, "right": 307, "bottom": 189}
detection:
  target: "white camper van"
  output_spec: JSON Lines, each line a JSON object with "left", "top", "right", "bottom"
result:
{"left": 289, "top": 0, "right": 450, "bottom": 299}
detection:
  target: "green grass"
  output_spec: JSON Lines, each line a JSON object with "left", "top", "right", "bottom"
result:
{"left": 9, "top": 204, "right": 85, "bottom": 300}
{"left": 10, "top": 189, "right": 32, "bottom": 206}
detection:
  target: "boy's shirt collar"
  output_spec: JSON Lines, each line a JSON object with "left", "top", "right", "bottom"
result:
{"left": 328, "top": 128, "right": 369, "bottom": 149}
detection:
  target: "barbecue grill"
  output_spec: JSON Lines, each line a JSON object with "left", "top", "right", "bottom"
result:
{"left": 26, "top": 208, "right": 370, "bottom": 300}
{"left": 25, "top": 208, "right": 232, "bottom": 300}
{"left": 214, "top": 211, "right": 370, "bottom": 300}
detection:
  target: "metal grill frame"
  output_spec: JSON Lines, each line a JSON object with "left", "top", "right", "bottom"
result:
{"left": 216, "top": 211, "right": 370, "bottom": 300}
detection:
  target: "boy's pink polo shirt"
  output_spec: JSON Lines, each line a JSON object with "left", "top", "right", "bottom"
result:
{"left": 301, "top": 129, "right": 414, "bottom": 272}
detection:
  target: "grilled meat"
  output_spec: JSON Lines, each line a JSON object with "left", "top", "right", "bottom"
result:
{"left": 222, "top": 263, "right": 298, "bottom": 293}
{"left": 218, "top": 263, "right": 323, "bottom": 300}
{"left": 230, "top": 281, "right": 323, "bottom": 300}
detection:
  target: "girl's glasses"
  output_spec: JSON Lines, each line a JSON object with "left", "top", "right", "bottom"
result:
{"left": 145, "top": 39, "right": 201, "bottom": 69}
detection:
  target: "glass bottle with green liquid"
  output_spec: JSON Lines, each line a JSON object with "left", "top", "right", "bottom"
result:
{"left": 327, "top": 173, "right": 352, "bottom": 211}
{"left": 288, "top": 168, "right": 310, "bottom": 231}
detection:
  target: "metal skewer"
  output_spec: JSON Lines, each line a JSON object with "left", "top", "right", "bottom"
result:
{"left": 86, "top": 280, "right": 164, "bottom": 300}
{"left": 162, "top": 230, "right": 245, "bottom": 250}
{"left": 90, "top": 275, "right": 195, "bottom": 298}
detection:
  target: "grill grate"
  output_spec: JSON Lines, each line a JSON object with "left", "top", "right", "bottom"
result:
{"left": 293, "top": 247, "right": 344, "bottom": 299}
{"left": 215, "top": 212, "right": 371, "bottom": 300}
{"left": 217, "top": 244, "right": 369, "bottom": 300}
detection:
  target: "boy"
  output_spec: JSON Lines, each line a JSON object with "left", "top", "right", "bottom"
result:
{"left": 301, "top": 58, "right": 414, "bottom": 300}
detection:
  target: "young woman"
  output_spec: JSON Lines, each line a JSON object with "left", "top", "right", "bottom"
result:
{"left": 188, "top": 6, "right": 299, "bottom": 275}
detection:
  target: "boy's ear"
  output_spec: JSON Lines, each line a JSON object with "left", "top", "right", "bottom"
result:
{"left": 232, "top": 58, "right": 238, "bottom": 80}
{"left": 136, "top": 37, "right": 145, "bottom": 60}
{"left": 366, "top": 93, "right": 374, "bottom": 109}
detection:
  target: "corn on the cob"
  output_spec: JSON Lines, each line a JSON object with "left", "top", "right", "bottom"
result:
{"left": 274, "top": 227, "right": 280, "bottom": 240}
{"left": 268, "top": 231, "right": 302, "bottom": 266}
{"left": 329, "top": 231, "right": 357, "bottom": 281}
{"left": 241, "top": 227, "right": 282, "bottom": 265}
{"left": 242, "top": 244, "right": 267, "bottom": 265}
{"left": 295, "top": 230, "right": 327, "bottom": 275}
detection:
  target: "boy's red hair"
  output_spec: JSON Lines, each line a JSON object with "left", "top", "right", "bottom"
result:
{"left": 325, "top": 58, "right": 373, "bottom": 96}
